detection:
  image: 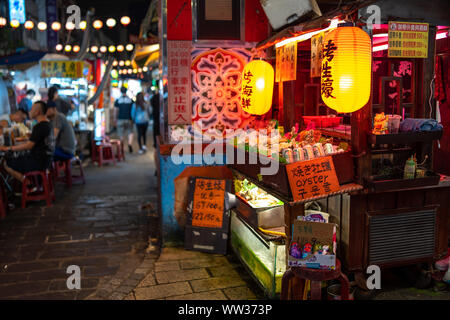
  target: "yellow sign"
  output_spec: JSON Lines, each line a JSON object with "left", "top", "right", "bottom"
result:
{"left": 388, "top": 21, "right": 429, "bottom": 58}
{"left": 276, "top": 41, "right": 297, "bottom": 82}
{"left": 41, "top": 60, "right": 86, "bottom": 78}
{"left": 310, "top": 31, "right": 325, "bottom": 78}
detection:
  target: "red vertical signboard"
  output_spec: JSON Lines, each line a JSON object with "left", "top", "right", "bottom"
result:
{"left": 168, "top": 41, "right": 192, "bottom": 125}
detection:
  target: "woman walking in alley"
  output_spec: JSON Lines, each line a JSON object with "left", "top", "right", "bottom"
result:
{"left": 131, "top": 92, "right": 150, "bottom": 154}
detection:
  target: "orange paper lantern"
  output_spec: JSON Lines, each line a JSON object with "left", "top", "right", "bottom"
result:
{"left": 240, "top": 60, "right": 274, "bottom": 115}
{"left": 321, "top": 26, "right": 372, "bottom": 113}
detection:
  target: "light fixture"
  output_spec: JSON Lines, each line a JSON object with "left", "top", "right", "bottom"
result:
{"left": 275, "top": 19, "right": 343, "bottom": 48}
{"left": 113, "top": 61, "right": 118, "bottom": 66}
{"left": 125, "top": 44, "right": 133, "bottom": 51}
{"left": 240, "top": 60, "right": 274, "bottom": 115}
{"left": 66, "top": 21, "right": 75, "bottom": 30}
{"left": 373, "top": 33, "right": 388, "bottom": 38}
{"left": 436, "top": 30, "right": 449, "bottom": 40}
{"left": 108, "top": 45, "right": 116, "bottom": 53}
{"left": 51, "top": 21, "right": 61, "bottom": 31}
{"left": 10, "top": 19, "right": 20, "bottom": 28}
{"left": 127, "top": 69, "right": 132, "bottom": 74}
{"left": 64, "top": 45, "right": 72, "bottom": 52}
{"left": 119, "top": 60, "right": 125, "bottom": 66}
{"left": 133, "top": 69, "right": 137, "bottom": 73}
{"left": 73, "top": 45, "right": 80, "bottom": 52}
{"left": 100, "top": 46, "right": 107, "bottom": 53}
{"left": 0, "top": 17, "right": 6, "bottom": 27}
{"left": 138, "top": 68, "right": 142, "bottom": 73}
{"left": 106, "top": 18, "right": 116, "bottom": 28}
{"left": 120, "top": 16, "right": 130, "bottom": 26}
{"left": 93, "top": 20, "right": 103, "bottom": 29}
{"left": 24, "top": 21, "right": 34, "bottom": 30}
{"left": 116, "top": 45, "right": 124, "bottom": 52}
{"left": 90, "top": 46, "right": 98, "bottom": 53}
{"left": 143, "top": 66, "right": 148, "bottom": 72}
{"left": 372, "top": 44, "right": 388, "bottom": 52}
{"left": 125, "top": 60, "right": 131, "bottom": 66}
{"left": 55, "top": 44, "right": 63, "bottom": 51}
{"left": 37, "top": 22, "right": 47, "bottom": 30}
{"left": 79, "top": 21, "right": 87, "bottom": 30}
{"left": 321, "top": 26, "right": 372, "bottom": 113}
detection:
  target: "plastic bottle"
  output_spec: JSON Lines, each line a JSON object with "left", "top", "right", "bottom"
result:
{"left": 403, "top": 156, "right": 416, "bottom": 179}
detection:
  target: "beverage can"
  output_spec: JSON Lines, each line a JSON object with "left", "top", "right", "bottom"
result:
{"left": 293, "top": 147, "right": 303, "bottom": 162}
{"left": 324, "top": 143, "right": 334, "bottom": 155}
{"left": 313, "top": 143, "right": 325, "bottom": 157}
{"left": 282, "top": 148, "right": 294, "bottom": 163}
{"left": 303, "top": 145, "right": 314, "bottom": 159}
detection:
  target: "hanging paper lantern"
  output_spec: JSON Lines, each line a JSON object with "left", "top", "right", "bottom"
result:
{"left": 320, "top": 26, "right": 372, "bottom": 113}
{"left": 240, "top": 60, "right": 274, "bottom": 115}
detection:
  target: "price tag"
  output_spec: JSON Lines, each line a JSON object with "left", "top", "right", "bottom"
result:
{"left": 192, "top": 178, "right": 226, "bottom": 229}
{"left": 286, "top": 156, "right": 340, "bottom": 201}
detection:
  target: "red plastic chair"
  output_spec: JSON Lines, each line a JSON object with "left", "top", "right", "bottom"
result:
{"left": 91, "top": 140, "right": 116, "bottom": 167}
{"left": 21, "top": 170, "right": 55, "bottom": 208}
{"left": 53, "top": 157, "right": 85, "bottom": 188}
{"left": 110, "top": 139, "right": 125, "bottom": 162}
{"left": 281, "top": 259, "right": 350, "bottom": 300}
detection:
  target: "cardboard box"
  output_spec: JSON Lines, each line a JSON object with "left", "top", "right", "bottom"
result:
{"left": 288, "top": 220, "right": 336, "bottom": 269}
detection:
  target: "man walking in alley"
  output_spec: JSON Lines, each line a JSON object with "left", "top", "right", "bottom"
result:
{"left": 114, "top": 86, "right": 135, "bottom": 153}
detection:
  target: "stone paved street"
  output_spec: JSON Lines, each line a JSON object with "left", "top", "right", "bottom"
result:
{"left": 0, "top": 141, "right": 160, "bottom": 300}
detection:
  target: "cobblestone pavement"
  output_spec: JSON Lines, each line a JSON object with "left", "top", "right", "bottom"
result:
{"left": 119, "top": 247, "right": 264, "bottom": 300}
{"left": 0, "top": 141, "right": 160, "bottom": 300}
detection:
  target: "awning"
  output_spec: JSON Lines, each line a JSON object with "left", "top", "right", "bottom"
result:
{"left": 0, "top": 50, "right": 47, "bottom": 67}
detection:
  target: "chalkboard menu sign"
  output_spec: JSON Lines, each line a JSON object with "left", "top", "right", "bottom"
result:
{"left": 185, "top": 177, "right": 232, "bottom": 254}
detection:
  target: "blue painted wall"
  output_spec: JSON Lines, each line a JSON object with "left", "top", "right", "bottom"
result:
{"left": 158, "top": 151, "right": 226, "bottom": 246}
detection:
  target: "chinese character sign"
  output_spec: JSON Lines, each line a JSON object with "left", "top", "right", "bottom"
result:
{"left": 40, "top": 60, "right": 84, "bottom": 78}
{"left": 286, "top": 156, "right": 340, "bottom": 201}
{"left": 388, "top": 22, "right": 429, "bottom": 58}
{"left": 276, "top": 42, "right": 297, "bottom": 82}
{"left": 168, "top": 41, "right": 192, "bottom": 125}
{"left": 311, "top": 31, "right": 325, "bottom": 78}
{"left": 192, "top": 178, "right": 226, "bottom": 229}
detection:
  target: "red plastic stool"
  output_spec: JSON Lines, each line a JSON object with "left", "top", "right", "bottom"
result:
{"left": 53, "top": 157, "right": 86, "bottom": 188}
{"left": 110, "top": 139, "right": 125, "bottom": 162}
{"left": 91, "top": 141, "right": 116, "bottom": 167}
{"left": 281, "top": 259, "right": 350, "bottom": 300}
{"left": 21, "top": 170, "right": 55, "bottom": 208}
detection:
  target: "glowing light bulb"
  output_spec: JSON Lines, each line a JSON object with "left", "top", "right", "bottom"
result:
{"left": 65, "top": 45, "right": 72, "bottom": 52}
{"left": 10, "top": 20, "right": 20, "bottom": 28}
{"left": 79, "top": 21, "right": 87, "bottom": 30}
{"left": 100, "top": 46, "right": 107, "bottom": 53}
{"left": 55, "top": 44, "right": 63, "bottom": 51}
{"left": 93, "top": 20, "right": 103, "bottom": 29}
{"left": 24, "top": 21, "right": 34, "bottom": 29}
{"left": 90, "top": 46, "right": 98, "bottom": 53}
{"left": 125, "top": 44, "right": 133, "bottom": 51}
{"left": 113, "top": 61, "right": 118, "bottom": 66}
{"left": 0, "top": 17, "right": 7, "bottom": 27}
{"left": 120, "top": 16, "right": 130, "bottom": 26}
{"left": 108, "top": 45, "right": 116, "bottom": 53}
{"left": 106, "top": 18, "right": 116, "bottom": 28}
{"left": 125, "top": 60, "right": 131, "bottom": 66}
{"left": 143, "top": 66, "right": 148, "bottom": 72}
{"left": 119, "top": 61, "right": 125, "bottom": 66}
{"left": 37, "top": 22, "right": 47, "bottom": 30}
{"left": 73, "top": 45, "right": 80, "bottom": 53}
{"left": 51, "top": 21, "right": 61, "bottom": 31}
{"left": 66, "top": 21, "right": 75, "bottom": 30}
{"left": 116, "top": 45, "right": 124, "bottom": 52}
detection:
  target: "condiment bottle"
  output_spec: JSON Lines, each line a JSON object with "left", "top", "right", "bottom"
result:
{"left": 403, "top": 156, "right": 416, "bottom": 179}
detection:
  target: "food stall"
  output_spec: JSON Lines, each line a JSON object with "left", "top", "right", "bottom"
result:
{"left": 157, "top": 0, "right": 449, "bottom": 298}
{"left": 226, "top": 1, "right": 450, "bottom": 298}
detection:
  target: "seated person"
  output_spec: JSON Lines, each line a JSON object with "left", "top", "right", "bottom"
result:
{"left": 0, "top": 101, "right": 54, "bottom": 182}
{"left": 18, "top": 89, "right": 35, "bottom": 112}
{"left": 46, "top": 102, "right": 77, "bottom": 160}
{"left": 0, "top": 109, "right": 29, "bottom": 128}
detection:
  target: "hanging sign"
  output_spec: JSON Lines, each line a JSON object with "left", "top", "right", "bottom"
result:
{"left": 275, "top": 41, "right": 297, "bottom": 82}
{"left": 310, "top": 31, "right": 325, "bottom": 78}
{"left": 286, "top": 156, "right": 340, "bottom": 202}
{"left": 40, "top": 60, "right": 85, "bottom": 78}
{"left": 185, "top": 177, "right": 231, "bottom": 254}
{"left": 168, "top": 40, "right": 191, "bottom": 125}
{"left": 388, "top": 21, "right": 429, "bottom": 58}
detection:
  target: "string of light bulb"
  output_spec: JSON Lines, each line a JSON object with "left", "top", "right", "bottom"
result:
{"left": 0, "top": 15, "right": 131, "bottom": 31}
{"left": 56, "top": 44, "right": 134, "bottom": 53}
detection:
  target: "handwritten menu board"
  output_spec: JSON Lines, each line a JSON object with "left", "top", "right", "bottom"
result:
{"left": 192, "top": 178, "right": 226, "bottom": 229}
{"left": 185, "top": 177, "right": 231, "bottom": 254}
{"left": 275, "top": 41, "right": 297, "bottom": 82}
{"left": 167, "top": 40, "right": 191, "bottom": 124}
{"left": 388, "top": 21, "right": 429, "bottom": 58}
{"left": 286, "top": 156, "right": 340, "bottom": 202}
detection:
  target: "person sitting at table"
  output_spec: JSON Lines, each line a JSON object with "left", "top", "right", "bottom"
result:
{"left": 0, "top": 101, "right": 54, "bottom": 182}
{"left": 18, "top": 89, "right": 35, "bottom": 112}
{"left": 0, "top": 109, "right": 29, "bottom": 128}
{"left": 46, "top": 102, "right": 77, "bottom": 161}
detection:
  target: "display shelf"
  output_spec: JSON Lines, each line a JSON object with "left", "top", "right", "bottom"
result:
{"left": 365, "top": 172, "right": 441, "bottom": 192}
{"left": 369, "top": 130, "right": 443, "bottom": 145}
